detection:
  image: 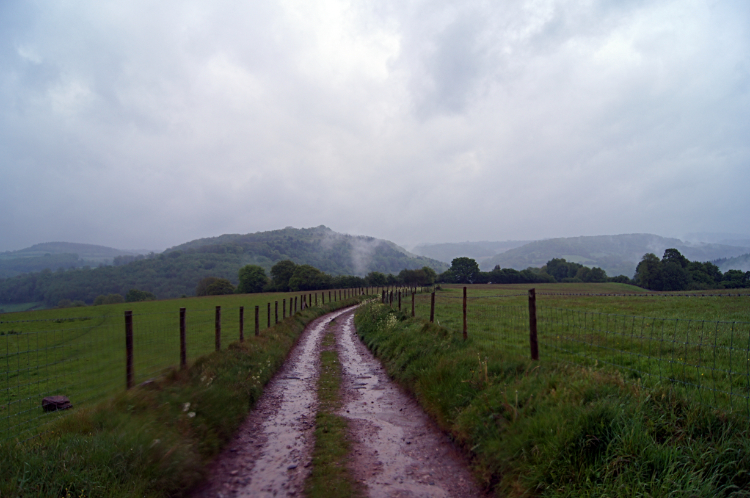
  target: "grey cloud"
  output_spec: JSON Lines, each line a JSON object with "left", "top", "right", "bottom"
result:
{"left": 1, "top": 0, "right": 749, "bottom": 252}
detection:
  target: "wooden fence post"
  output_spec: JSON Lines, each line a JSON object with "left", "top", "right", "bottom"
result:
{"left": 255, "top": 306, "right": 260, "bottom": 336}
{"left": 275, "top": 301, "right": 278, "bottom": 324}
{"left": 283, "top": 299, "right": 286, "bottom": 319}
{"left": 398, "top": 291, "right": 401, "bottom": 311}
{"left": 429, "top": 292, "right": 435, "bottom": 323}
{"left": 529, "top": 288, "right": 539, "bottom": 360}
{"left": 463, "top": 287, "right": 467, "bottom": 341}
{"left": 125, "top": 310, "right": 133, "bottom": 389}
{"left": 239, "top": 306, "right": 244, "bottom": 342}
{"left": 179, "top": 308, "right": 186, "bottom": 368}
{"left": 267, "top": 303, "right": 271, "bottom": 328}
{"left": 215, "top": 306, "right": 221, "bottom": 351}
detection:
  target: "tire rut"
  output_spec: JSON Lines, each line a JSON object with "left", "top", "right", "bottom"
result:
{"left": 335, "top": 310, "right": 485, "bottom": 498}
{"left": 190, "top": 305, "right": 485, "bottom": 498}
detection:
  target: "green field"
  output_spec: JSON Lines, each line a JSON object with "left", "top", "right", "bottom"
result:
{"left": 1, "top": 289, "right": 359, "bottom": 441}
{"left": 402, "top": 283, "right": 750, "bottom": 417}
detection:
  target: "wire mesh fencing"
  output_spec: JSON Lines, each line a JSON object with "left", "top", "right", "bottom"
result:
{"left": 391, "top": 287, "right": 750, "bottom": 420}
{"left": 0, "top": 288, "right": 369, "bottom": 442}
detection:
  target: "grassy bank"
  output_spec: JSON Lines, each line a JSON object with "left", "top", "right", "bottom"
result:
{"left": 0, "top": 297, "right": 365, "bottom": 497}
{"left": 304, "top": 319, "right": 363, "bottom": 498}
{"left": 1, "top": 290, "right": 357, "bottom": 440}
{"left": 406, "top": 284, "right": 750, "bottom": 415}
{"left": 354, "top": 302, "right": 750, "bottom": 497}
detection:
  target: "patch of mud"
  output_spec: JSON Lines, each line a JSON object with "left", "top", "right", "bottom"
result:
{"left": 334, "top": 310, "right": 485, "bottom": 498}
{"left": 190, "top": 307, "right": 353, "bottom": 498}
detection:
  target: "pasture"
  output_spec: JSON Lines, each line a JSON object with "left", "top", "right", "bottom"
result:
{"left": 0, "top": 290, "right": 352, "bottom": 441}
{"left": 407, "top": 283, "right": 750, "bottom": 417}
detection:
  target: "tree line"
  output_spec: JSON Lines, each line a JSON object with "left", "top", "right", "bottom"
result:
{"left": 436, "top": 257, "right": 624, "bottom": 285}
{"left": 634, "top": 249, "right": 749, "bottom": 291}
{"left": 194, "top": 260, "right": 439, "bottom": 296}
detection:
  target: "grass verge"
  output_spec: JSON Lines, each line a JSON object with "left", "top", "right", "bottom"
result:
{"left": 354, "top": 302, "right": 750, "bottom": 497}
{"left": 0, "top": 297, "right": 365, "bottom": 497}
{"left": 304, "top": 319, "right": 363, "bottom": 498}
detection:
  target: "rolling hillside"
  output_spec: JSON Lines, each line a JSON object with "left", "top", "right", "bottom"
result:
{"left": 411, "top": 240, "right": 531, "bottom": 264}
{"left": 0, "top": 226, "right": 447, "bottom": 306}
{"left": 482, "top": 234, "right": 750, "bottom": 277}
{"left": 0, "top": 242, "right": 143, "bottom": 278}
{"left": 714, "top": 253, "right": 750, "bottom": 272}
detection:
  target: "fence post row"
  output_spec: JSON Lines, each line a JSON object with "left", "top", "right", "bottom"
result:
{"left": 242, "top": 306, "right": 249, "bottom": 341}
{"left": 215, "top": 306, "right": 221, "bottom": 352}
{"left": 528, "top": 288, "right": 539, "bottom": 361}
{"left": 125, "top": 310, "right": 134, "bottom": 389}
{"left": 179, "top": 308, "right": 187, "bottom": 368}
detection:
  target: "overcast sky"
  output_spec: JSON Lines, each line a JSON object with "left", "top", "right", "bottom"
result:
{"left": 1, "top": 0, "right": 749, "bottom": 252}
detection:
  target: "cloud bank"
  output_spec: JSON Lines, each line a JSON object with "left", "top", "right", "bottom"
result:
{"left": 1, "top": 0, "right": 748, "bottom": 251}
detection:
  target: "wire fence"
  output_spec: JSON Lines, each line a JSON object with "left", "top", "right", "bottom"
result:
{"left": 0, "top": 287, "right": 369, "bottom": 442}
{"left": 386, "top": 287, "right": 750, "bottom": 421}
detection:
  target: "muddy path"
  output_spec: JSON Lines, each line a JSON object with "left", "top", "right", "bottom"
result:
{"left": 190, "top": 306, "right": 484, "bottom": 498}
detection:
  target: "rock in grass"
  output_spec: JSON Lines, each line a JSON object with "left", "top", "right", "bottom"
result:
{"left": 42, "top": 396, "right": 72, "bottom": 412}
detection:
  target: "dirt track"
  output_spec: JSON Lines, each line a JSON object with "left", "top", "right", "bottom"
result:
{"left": 190, "top": 306, "right": 484, "bottom": 498}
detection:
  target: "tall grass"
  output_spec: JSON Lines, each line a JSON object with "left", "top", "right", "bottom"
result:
{"left": 355, "top": 302, "right": 750, "bottom": 497}
{"left": 404, "top": 284, "right": 750, "bottom": 416}
{"left": 0, "top": 297, "right": 365, "bottom": 497}
{"left": 1, "top": 291, "right": 345, "bottom": 441}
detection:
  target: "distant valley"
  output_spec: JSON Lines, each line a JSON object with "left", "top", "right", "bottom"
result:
{"left": 412, "top": 234, "right": 750, "bottom": 278}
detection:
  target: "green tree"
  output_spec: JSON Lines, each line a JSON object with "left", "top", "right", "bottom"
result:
{"left": 270, "top": 260, "right": 297, "bottom": 291}
{"left": 289, "top": 265, "right": 329, "bottom": 291}
{"left": 449, "top": 257, "right": 480, "bottom": 284}
{"left": 125, "top": 289, "right": 156, "bottom": 302}
{"left": 205, "top": 279, "right": 235, "bottom": 295}
{"left": 237, "top": 265, "right": 267, "bottom": 294}
{"left": 196, "top": 277, "right": 220, "bottom": 297}
{"left": 422, "top": 266, "right": 437, "bottom": 285}
{"left": 365, "top": 271, "right": 387, "bottom": 286}
{"left": 634, "top": 253, "right": 662, "bottom": 290}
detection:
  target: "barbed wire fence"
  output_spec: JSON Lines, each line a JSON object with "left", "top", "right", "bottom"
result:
{"left": 0, "top": 287, "right": 377, "bottom": 442}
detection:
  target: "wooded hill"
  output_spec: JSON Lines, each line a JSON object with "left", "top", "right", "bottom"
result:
{"left": 0, "top": 226, "right": 447, "bottom": 307}
{"left": 481, "top": 234, "right": 750, "bottom": 278}
{"left": 412, "top": 240, "right": 531, "bottom": 265}
{"left": 714, "top": 252, "right": 750, "bottom": 272}
{"left": 0, "top": 242, "right": 143, "bottom": 278}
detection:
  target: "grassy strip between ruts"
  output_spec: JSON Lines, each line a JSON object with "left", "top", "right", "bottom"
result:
{"left": 304, "top": 319, "right": 364, "bottom": 498}
{"left": 354, "top": 302, "right": 750, "bottom": 498}
{"left": 0, "top": 296, "right": 367, "bottom": 498}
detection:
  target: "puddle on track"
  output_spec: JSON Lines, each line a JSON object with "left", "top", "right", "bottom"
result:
{"left": 337, "top": 311, "right": 484, "bottom": 498}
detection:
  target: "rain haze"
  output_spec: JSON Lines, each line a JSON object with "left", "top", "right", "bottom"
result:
{"left": 1, "top": 0, "right": 749, "bottom": 252}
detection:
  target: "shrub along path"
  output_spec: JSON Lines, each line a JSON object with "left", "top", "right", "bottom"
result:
{"left": 190, "top": 307, "right": 483, "bottom": 498}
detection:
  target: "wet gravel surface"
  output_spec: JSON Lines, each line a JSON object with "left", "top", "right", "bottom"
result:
{"left": 335, "top": 310, "right": 485, "bottom": 498}
{"left": 190, "top": 305, "right": 485, "bottom": 498}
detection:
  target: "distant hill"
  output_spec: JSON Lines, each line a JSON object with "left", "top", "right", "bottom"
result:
{"left": 0, "top": 242, "right": 143, "bottom": 278}
{"left": 0, "top": 226, "right": 447, "bottom": 306}
{"left": 714, "top": 253, "right": 750, "bottom": 272}
{"left": 482, "top": 234, "right": 750, "bottom": 278}
{"left": 411, "top": 240, "right": 531, "bottom": 265}
{"left": 165, "top": 225, "right": 448, "bottom": 276}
